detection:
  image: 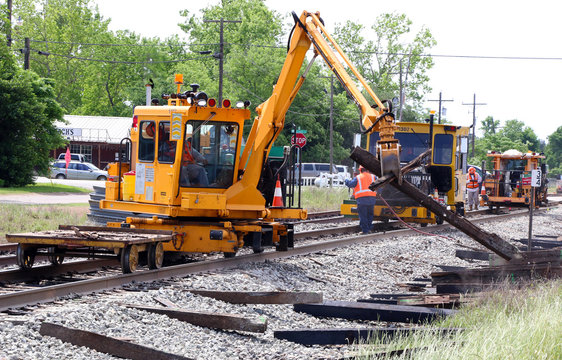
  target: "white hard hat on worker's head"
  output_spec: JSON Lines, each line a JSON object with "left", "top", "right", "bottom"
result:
{"left": 468, "top": 167, "right": 476, "bottom": 173}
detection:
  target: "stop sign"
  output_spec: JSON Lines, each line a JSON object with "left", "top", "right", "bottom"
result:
{"left": 291, "top": 133, "right": 307, "bottom": 148}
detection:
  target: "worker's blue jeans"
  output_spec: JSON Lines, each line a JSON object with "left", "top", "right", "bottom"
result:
{"left": 357, "top": 196, "right": 376, "bottom": 234}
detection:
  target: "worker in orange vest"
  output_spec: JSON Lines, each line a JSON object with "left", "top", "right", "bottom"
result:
{"left": 181, "top": 137, "right": 209, "bottom": 186}
{"left": 466, "top": 166, "right": 481, "bottom": 211}
{"left": 345, "top": 166, "right": 377, "bottom": 234}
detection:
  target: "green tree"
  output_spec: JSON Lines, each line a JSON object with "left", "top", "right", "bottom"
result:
{"left": 545, "top": 126, "right": 562, "bottom": 176}
{"left": 480, "top": 115, "right": 499, "bottom": 136}
{"left": 469, "top": 118, "right": 541, "bottom": 168}
{"left": 501, "top": 119, "right": 540, "bottom": 151}
{"left": 12, "top": 0, "right": 112, "bottom": 113}
{"left": 333, "top": 13, "right": 436, "bottom": 122}
{"left": 0, "top": 41, "right": 65, "bottom": 187}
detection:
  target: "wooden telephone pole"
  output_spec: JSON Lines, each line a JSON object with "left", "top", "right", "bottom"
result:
{"left": 427, "top": 92, "right": 454, "bottom": 124}
{"left": 462, "top": 94, "right": 486, "bottom": 157}
{"left": 203, "top": 18, "right": 241, "bottom": 107}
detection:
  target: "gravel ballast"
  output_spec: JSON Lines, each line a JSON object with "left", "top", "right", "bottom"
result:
{"left": 0, "top": 206, "right": 560, "bottom": 359}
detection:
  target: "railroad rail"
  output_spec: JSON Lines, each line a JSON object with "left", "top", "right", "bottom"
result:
{"left": 2, "top": 205, "right": 558, "bottom": 312}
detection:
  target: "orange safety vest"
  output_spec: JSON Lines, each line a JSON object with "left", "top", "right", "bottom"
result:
{"left": 354, "top": 172, "right": 377, "bottom": 198}
{"left": 467, "top": 172, "right": 479, "bottom": 189}
{"left": 182, "top": 142, "right": 195, "bottom": 165}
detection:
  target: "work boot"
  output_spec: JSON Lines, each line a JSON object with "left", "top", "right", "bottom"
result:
{"left": 468, "top": 205, "right": 473, "bottom": 211}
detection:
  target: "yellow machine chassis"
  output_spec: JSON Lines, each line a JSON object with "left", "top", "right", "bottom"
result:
{"left": 107, "top": 216, "right": 290, "bottom": 254}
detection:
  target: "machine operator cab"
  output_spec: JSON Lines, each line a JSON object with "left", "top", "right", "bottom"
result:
{"left": 119, "top": 74, "right": 249, "bottom": 209}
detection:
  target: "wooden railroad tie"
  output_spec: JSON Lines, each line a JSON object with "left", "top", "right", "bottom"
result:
{"left": 39, "top": 322, "right": 190, "bottom": 360}
{"left": 293, "top": 300, "right": 456, "bottom": 323}
{"left": 274, "top": 327, "right": 463, "bottom": 345}
{"left": 126, "top": 304, "right": 267, "bottom": 333}
{"left": 188, "top": 290, "right": 323, "bottom": 304}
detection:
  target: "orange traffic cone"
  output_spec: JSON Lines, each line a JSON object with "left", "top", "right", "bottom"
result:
{"left": 272, "top": 175, "right": 284, "bottom": 207}
{"left": 479, "top": 187, "right": 486, "bottom": 207}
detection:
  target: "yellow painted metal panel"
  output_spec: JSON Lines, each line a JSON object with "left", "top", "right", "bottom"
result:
{"left": 181, "top": 193, "right": 227, "bottom": 210}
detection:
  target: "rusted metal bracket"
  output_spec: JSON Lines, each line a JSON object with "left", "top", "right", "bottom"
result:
{"left": 350, "top": 146, "right": 521, "bottom": 260}
{"left": 39, "top": 322, "right": 190, "bottom": 360}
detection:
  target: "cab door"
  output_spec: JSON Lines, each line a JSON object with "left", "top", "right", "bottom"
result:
{"left": 154, "top": 120, "right": 178, "bottom": 205}
{"left": 134, "top": 120, "right": 157, "bottom": 203}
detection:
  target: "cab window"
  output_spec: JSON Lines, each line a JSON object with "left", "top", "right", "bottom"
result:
{"left": 370, "top": 132, "right": 430, "bottom": 163}
{"left": 157, "top": 121, "right": 176, "bottom": 163}
{"left": 180, "top": 121, "right": 238, "bottom": 188}
{"left": 433, "top": 134, "right": 453, "bottom": 164}
{"left": 139, "top": 121, "right": 156, "bottom": 161}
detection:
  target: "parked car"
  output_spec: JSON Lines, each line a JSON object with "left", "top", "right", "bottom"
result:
{"left": 50, "top": 161, "right": 108, "bottom": 181}
{"left": 298, "top": 163, "right": 339, "bottom": 178}
{"left": 314, "top": 173, "right": 345, "bottom": 187}
{"left": 57, "top": 153, "right": 86, "bottom": 162}
{"left": 336, "top": 165, "right": 352, "bottom": 180}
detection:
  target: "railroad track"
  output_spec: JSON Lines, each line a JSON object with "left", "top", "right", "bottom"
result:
{"left": 2, "top": 205, "right": 557, "bottom": 312}
{"left": 0, "top": 207, "right": 505, "bottom": 269}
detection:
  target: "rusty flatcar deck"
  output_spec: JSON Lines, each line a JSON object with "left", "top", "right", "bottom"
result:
{"left": 6, "top": 226, "right": 175, "bottom": 273}
{"left": 6, "top": 225, "right": 174, "bottom": 249}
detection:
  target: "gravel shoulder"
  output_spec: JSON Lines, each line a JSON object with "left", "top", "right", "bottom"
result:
{"left": 0, "top": 207, "right": 560, "bottom": 359}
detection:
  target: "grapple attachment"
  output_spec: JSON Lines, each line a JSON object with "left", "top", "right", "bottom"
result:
{"left": 378, "top": 142, "right": 402, "bottom": 184}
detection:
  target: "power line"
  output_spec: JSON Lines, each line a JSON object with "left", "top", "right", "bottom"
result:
{"left": 29, "top": 50, "right": 214, "bottom": 64}
{"left": 355, "top": 51, "right": 562, "bottom": 61}
{"left": 12, "top": 37, "right": 562, "bottom": 61}
{"left": 224, "top": 71, "right": 331, "bottom": 117}
{"left": 14, "top": 38, "right": 221, "bottom": 47}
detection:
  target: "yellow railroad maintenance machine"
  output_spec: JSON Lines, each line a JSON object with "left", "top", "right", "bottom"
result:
{"left": 8, "top": 11, "right": 404, "bottom": 273}
{"left": 341, "top": 115, "right": 470, "bottom": 225}
{"left": 482, "top": 149, "right": 548, "bottom": 210}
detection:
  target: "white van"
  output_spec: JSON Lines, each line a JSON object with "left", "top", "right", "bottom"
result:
{"left": 57, "top": 153, "right": 86, "bottom": 162}
{"left": 299, "top": 163, "right": 339, "bottom": 178}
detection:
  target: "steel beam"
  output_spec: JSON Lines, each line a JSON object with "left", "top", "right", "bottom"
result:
{"left": 39, "top": 322, "right": 190, "bottom": 360}
{"left": 188, "top": 290, "right": 322, "bottom": 304}
{"left": 293, "top": 300, "right": 455, "bottom": 323}
{"left": 127, "top": 305, "right": 267, "bottom": 333}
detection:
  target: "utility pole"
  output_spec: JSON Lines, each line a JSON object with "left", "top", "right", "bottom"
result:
{"left": 389, "top": 56, "right": 413, "bottom": 121}
{"left": 329, "top": 74, "right": 334, "bottom": 187}
{"left": 203, "top": 18, "right": 241, "bottom": 107}
{"left": 427, "top": 92, "right": 454, "bottom": 124}
{"left": 462, "top": 94, "right": 486, "bottom": 158}
{"left": 7, "top": 0, "right": 12, "bottom": 47}
{"left": 23, "top": 37, "right": 30, "bottom": 70}
{"left": 320, "top": 74, "right": 335, "bottom": 186}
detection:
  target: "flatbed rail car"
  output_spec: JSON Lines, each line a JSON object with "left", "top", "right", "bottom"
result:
{"left": 341, "top": 120, "right": 470, "bottom": 225}
{"left": 483, "top": 149, "right": 548, "bottom": 209}
{"left": 6, "top": 226, "right": 175, "bottom": 273}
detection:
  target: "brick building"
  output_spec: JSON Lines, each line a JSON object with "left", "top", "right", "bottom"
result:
{"left": 52, "top": 115, "right": 132, "bottom": 170}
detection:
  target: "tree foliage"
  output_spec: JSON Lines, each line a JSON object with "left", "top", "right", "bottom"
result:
{"left": 469, "top": 118, "right": 542, "bottom": 168}
{"left": 0, "top": 41, "right": 65, "bottom": 187}
{"left": 6, "top": 0, "right": 439, "bottom": 166}
{"left": 332, "top": 13, "right": 436, "bottom": 122}
{"left": 545, "top": 126, "right": 562, "bottom": 176}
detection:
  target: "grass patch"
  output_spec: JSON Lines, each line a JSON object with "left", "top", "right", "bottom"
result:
{"left": 354, "top": 280, "right": 562, "bottom": 359}
{"left": 0, "top": 183, "right": 90, "bottom": 194}
{"left": 0, "top": 203, "right": 89, "bottom": 243}
{"left": 301, "top": 186, "right": 351, "bottom": 212}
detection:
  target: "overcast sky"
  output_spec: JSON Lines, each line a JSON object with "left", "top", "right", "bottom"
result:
{"left": 94, "top": 0, "right": 562, "bottom": 141}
